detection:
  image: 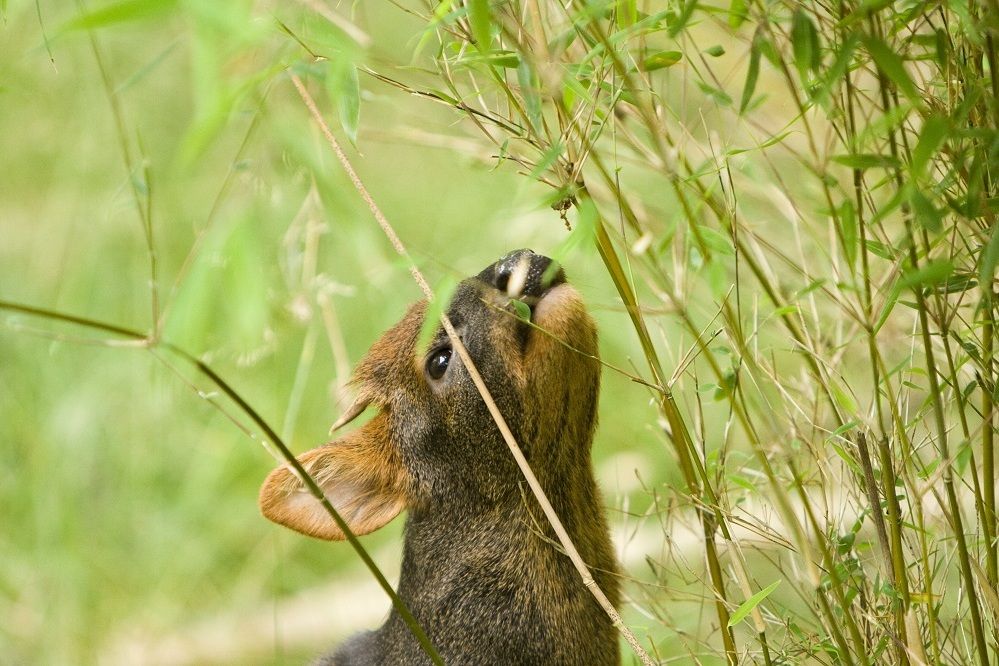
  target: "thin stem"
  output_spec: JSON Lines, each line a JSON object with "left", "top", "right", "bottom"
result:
{"left": 0, "top": 298, "right": 443, "bottom": 664}
{"left": 865, "top": 15, "right": 991, "bottom": 660}
{"left": 985, "top": 302, "right": 997, "bottom": 588}
{"left": 80, "top": 4, "right": 159, "bottom": 337}
{"left": 290, "top": 71, "right": 655, "bottom": 666}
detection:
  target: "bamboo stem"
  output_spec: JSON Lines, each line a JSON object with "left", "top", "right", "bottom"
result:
{"left": 291, "top": 72, "right": 655, "bottom": 666}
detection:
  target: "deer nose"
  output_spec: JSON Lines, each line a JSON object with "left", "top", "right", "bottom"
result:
{"left": 490, "top": 249, "right": 565, "bottom": 299}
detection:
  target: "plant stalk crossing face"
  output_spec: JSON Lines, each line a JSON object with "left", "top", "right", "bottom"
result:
{"left": 259, "top": 250, "right": 620, "bottom": 665}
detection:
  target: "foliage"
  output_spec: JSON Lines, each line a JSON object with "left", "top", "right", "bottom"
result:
{"left": 1, "top": 0, "right": 998, "bottom": 664}
{"left": 395, "top": 1, "right": 999, "bottom": 663}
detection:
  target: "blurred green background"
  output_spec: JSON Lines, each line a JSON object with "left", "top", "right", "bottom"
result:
{"left": 0, "top": 2, "right": 666, "bottom": 663}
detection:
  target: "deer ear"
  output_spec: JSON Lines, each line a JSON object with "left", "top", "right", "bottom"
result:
{"left": 258, "top": 413, "right": 407, "bottom": 541}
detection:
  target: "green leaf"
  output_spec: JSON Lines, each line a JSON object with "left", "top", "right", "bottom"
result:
{"left": 470, "top": 50, "right": 520, "bottom": 68}
{"left": 933, "top": 28, "right": 948, "bottom": 66}
{"left": 517, "top": 60, "right": 543, "bottom": 135}
{"left": 705, "top": 45, "right": 725, "bottom": 57}
{"left": 870, "top": 188, "right": 905, "bottom": 227}
{"left": 908, "top": 186, "right": 942, "bottom": 233}
{"left": 695, "top": 225, "right": 735, "bottom": 256}
{"left": 831, "top": 153, "right": 899, "bottom": 170}
{"left": 863, "top": 35, "right": 920, "bottom": 103}
{"left": 164, "top": 216, "right": 268, "bottom": 350}
{"left": 832, "top": 379, "right": 858, "bottom": 414}
{"left": 956, "top": 440, "right": 972, "bottom": 474}
{"left": 864, "top": 239, "right": 896, "bottom": 260}
{"left": 899, "top": 259, "right": 954, "bottom": 291}
{"left": 697, "top": 80, "right": 732, "bottom": 106}
{"left": 550, "top": 195, "right": 598, "bottom": 261}
{"left": 772, "top": 305, "right": 800, "bottom": 317}
{"left": 872, "top": 279, "right": 901, "bottom": 334}
{"left": 328, "top": 62, "right": 360, "bottom": 146}
{"left": 857, "top": 102, "right": 911, "bottom": 146}
{"left": 713, "top": 370, "right": 738, "bottom": 401}
{"left": 642, "top": 50, "right": 682, "bottom": 70}
{"left": 728, "top": 130, "right": 791, "bottom": 155}
{"left": 790, "top": 9, "right": 821, "bottom": 80}
{"left": 66, "top": 0, "right": 176, "bottom": 30}
{"left": 703, "top": 260, "right": 728, "bottom": 300}
{"left": 830, "top": 442, "right": 863, "bottom": 476}
{"left": 616, "top": 0, "right": 637, "bottom": 28}
{"left": 911, "top": 115, "right": 949, "bottom": 179}
{"left": 468, "top": 0, "right": 492, "bottom": 51}
{"left": 979, "top": 224, "right": 999, "bottom": 297}
{"left": 833, "top": 420, "right": 860, "bottom": 437}
{"left": 728, "top": 0, "right": 747, "bottom": 28}
{"left": 838, "top": 199, "right": 858, "bottom": 268}
{"left": 930, "top": 271, "right": 977, "bottom": 295}
{"left": 528, "top": 142, "right": 566, "bottom": 179}
{"left": 668, "top": 0, "right": 698, "bottom": 37}
{"left": 728, "top": 580, "right": 781, "bottom": 627}
{"left": 794, "top": 278, "right": 826, "bottom": 299}
{"left": 740, "top": 29, "right": 763, "bottom": 114}
{"left": 727, "top": 473, "right": 757, "bottom": 493}
{"left": 548, "top": 27, "right": 577, "bottom": 55}
{"left": 511, "top": 299, "right": 532, "bottom": 321}
{"left": 812, "top": 33, "right": 858, "bottom": 107}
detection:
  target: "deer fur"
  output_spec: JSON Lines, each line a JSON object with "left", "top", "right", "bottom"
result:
{"left": 259, "top": 250, "right": 620, "bottom": 665}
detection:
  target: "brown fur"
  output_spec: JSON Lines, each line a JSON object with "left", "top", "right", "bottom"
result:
{"left": 259, "top": 251, "right": 620, "bottom": 665}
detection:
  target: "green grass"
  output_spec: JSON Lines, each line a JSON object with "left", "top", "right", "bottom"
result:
{"left": 2, "top": 1, "right": 998, "bottom": 664}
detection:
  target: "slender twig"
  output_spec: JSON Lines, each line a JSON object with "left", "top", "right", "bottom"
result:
{"left": 0, "top": 297, "right": 443, "bottom": 665}
{"left": 290, "top": 71, "right": 655, "bottom": 666}
{"left": 80, "top": 6, "right": 159, "bottom": 337}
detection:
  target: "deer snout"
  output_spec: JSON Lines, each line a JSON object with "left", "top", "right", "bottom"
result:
{"left": 487, "top": 249, "right": 566, "bottom": 302}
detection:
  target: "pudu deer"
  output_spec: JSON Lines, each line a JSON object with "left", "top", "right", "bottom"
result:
{"left": 260, "top": 250, "right": 620, "bottom": 665}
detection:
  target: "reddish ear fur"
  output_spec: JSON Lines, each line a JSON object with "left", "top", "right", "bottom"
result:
{"left": 258, "top": 412, "right": 407, "bottom": 540}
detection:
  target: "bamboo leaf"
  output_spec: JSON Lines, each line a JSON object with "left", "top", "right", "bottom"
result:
{"left": 899, "top": 259, "right": 954, "bottom": 291}
{"left": 468, "top": 0, "right": 492, "bottom": 51}
{"left": 812, "top": 33, "right": 858, "bottom": 106}
{"left": 911, "top": 115, "right": 948, "bottom": 179}
{"left": 865, "top": 239, "right": 896, "bottom": 261}
{"left": 838, "top": 199, "right": 858, "bottom": 268}
{"left": 873, "top": 280, "right": 901, "bottom": 334}
{"left": 740, "top": 28, "right": 763, "bottom": 114}
{"left": 511, "top": 299, "right": 531, "bottom": 321}
{"left": 728, "top": 0, "right": 747, "bottom": 28}
{"left": 642, "top": 50, "right": 682, "bottom": 70}
{"left": 979, "top": 224, "right": 999, "bottom": 296}
{"left": 668, "top": 0, "right": 698, "bottom": 37}
{"left": 697, "top": 80, "right": 732, "bottom": 107}
{"left": 476, "top": 50, "right": 520, "bottom": 68}
{"left": 933, "top": 27, "right": 948, "bottom": 66}
{"left": 791, "top": 9, "right": 821, "bottom": 80}
{"left": 517, "top": 60, "right": 543, "bottom": 135}
{"left": 863, "top": 35, "right": 919, "bottom": 103}
{"left": 331, "top": 63, "right": 360, "bottom": 145}
{"left": 616, "top": 0, "right": 637, "bottom": 29}
{"left": 908, "top": 186, "right": 942, "bottom": 233}
{"left": 66, "top": 0, "right": 176, "bottom": 30}
{"left": 728, "top": 580, "right": 781, "bottom": 627}
{"left": 831, "top": 153, "right": 899, "bottom": 169}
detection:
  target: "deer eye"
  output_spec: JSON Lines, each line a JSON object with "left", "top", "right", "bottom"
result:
{"left": 426, "top": 347, "right": 452, "bottom": 380}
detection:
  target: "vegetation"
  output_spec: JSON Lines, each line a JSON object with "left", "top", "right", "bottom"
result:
{"left": 1, "top": 0, "right": 997, "bottom": 664}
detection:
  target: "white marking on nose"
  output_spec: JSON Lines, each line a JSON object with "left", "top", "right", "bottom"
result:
{"left": 506, "top": 255, "right": 531, "bottom": 298}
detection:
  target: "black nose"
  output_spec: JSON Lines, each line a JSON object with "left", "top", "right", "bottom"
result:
{"left": 480, "top": 249, "right": 565, "bottom": 299}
